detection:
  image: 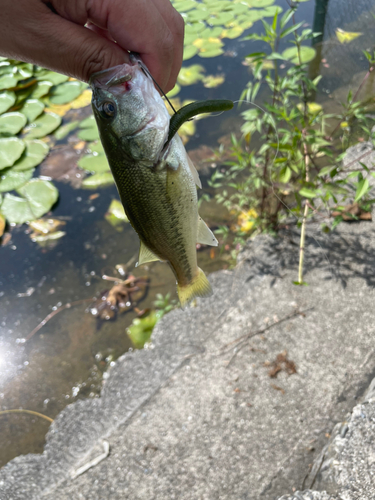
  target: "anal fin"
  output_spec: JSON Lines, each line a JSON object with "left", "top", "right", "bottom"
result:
{"left": 136, "top": 240, "right": 160, "bottom": 267}
{"left": 197, "top": 217, "right": 218, "bottom": 247}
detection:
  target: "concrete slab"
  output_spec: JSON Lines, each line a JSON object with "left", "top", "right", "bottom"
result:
{"left": 1, "top": 221, "right": 375, "bottom": 499}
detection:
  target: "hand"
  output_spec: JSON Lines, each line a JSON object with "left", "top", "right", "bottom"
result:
{"left": 0, "top": 0, "right": 184, "bottom": 92}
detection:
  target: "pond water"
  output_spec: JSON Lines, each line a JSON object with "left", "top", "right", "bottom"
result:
{"left": 1, "top": 0, "right": 375, "bottom": 468}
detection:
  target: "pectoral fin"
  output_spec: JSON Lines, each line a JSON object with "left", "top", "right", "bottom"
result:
{"left": 197, "top": 217, "right": 218, "bottom": 246}
{"left": 136, "top": 240, "right": 160, "bottom": 267}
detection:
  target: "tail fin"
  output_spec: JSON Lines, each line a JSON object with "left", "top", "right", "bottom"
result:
{"left": 177, "top": 268, "right": 213, "bottom": 308}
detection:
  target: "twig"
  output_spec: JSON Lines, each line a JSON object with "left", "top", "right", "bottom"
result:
{"left": 298, "top": 140, "right": 310, "bottom": 284}
{"left": 221, "top": 308, "right": 311, "bottom": 367}
{"left": 0, "top": 409, "right": 53, "bottom": 423}
{"left": 25, "top": 298, "right": 92, "bottom": 342}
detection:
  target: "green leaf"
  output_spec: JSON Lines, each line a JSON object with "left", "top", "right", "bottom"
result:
{"left": 250, "top": 0, "right": 275, "bottom": 6}
{"left": 2, "top": 179, "right": 58, "bottom": 223}
{"left": 0, "top": 168, "right": 34, "bottom": 192}
{"left": 77, "top": 115, "right": 100, "bottom": 141}
{"left": 173, "top": 0, "right": 197, "bottom": 13}
{"left": 299, "top": 187, "right": 317, "bottom": 198}
{"left": 198, "top": 48, "right": 224, "bottom": 58}
{"left": 0, "top": 91, "right": 16, "bottom": 114}
{"left": 26, "top": 112, "right": 62, "bottom": 139}
{"left": 0, "top": 74, "right": 19, "bottom": 90}
{"left": 282, "top": 46, "right": 316, "bottom": 64}
{"left": 279, "top": 165, "right": 292, "bottom": 183}
{"left": 166, "top": 84, "right": 181, "bottom": 98}
{"left": 12, "top": 140, "right": 49, "bottom": 171}
{"left": 87, "top": 141, "right": 105, "bottom": 154}
{"left": 183, "top": 45, "right": 199, "bottom": 61}
{"left": 49, "top": 81, "right": 84, "bottom": 104}
{"left": 34, "top": 69, "right": 69, "bottom": 85}
{"left": 20, "top": 99, "right": 45, "bottom": 122}
{"left": 78, "top": 154, "right": 110, "bottom": 173}
{"left": 0, "top": 138, "right": 25, "bottom": 170}
{"left": 177, "top": 64, "right": 205, "bottom": 86}
{"left": 354, "top": 178, "right": 369, "bottom": 202}
{"left": 81, "top": 172, "right": 114, "bottom": 189}
{"left": 30, "top": 81, "right": 53, "bottom": 99}
{"left": 0, "top": 112, "right": 27, "bottom": 137}
{"left": 208, "top": 12, "right": 234, "bottom": 25}
{"left": 127, "top": 310, "right": 161, "bottom": 348}
{"left": 54, "top": 120, "right": 79, "bottom": 140}
{"left": 105, "top": 198, "right": 129, "bottom": 227}
{"left": 202, "top": 74, "right": 225, "bottom": 88}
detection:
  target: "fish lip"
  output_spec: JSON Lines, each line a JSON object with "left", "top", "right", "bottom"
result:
{"left": 89, "top": 61, "right": 137, "bottom": 89}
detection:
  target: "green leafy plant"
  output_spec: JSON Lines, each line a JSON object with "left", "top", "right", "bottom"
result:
{"left": 210, "top": 7, "right": 375, "bottom": 284}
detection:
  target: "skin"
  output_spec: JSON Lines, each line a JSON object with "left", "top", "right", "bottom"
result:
{"left": 0, "top": 0, "right": 184, "bottom": 93}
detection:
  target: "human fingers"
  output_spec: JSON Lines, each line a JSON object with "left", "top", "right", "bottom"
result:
{"left": 86, "top": 0, "right": 183, "bottom": 92}
{"left": 149, "top": 0, "right": 184, "bottom": 93}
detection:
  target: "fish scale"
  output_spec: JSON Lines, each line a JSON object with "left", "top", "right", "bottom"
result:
{"left": 90, "top": 56, "right": 218, "bottom": 306}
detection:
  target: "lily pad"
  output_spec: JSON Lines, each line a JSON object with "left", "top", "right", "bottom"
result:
{"left": 184, "top": 22, "right": 206, "bottom": 35}
{"left": 177, "top": 64, "right": 205, "bottom": 86}
{"left": 227, "top": 3, "right": 249, "bottom": 14}
{"left": 0, "top": 112, "right": 27, "bottom": 137}
{"left": 2, "top": 179, "right": 58, "bottom": 223}
{"left": 26, "top": 112, "right": 62, "bottom": 139}
{"left": 82, "top": 172, "right": 114, "bottom": 189}
{"left": 208, "top": 12, "right": 234, "bottom": 25}
{"left": 251, "top": 0, "right": 274, "bottom": 6}
{"left": 221, "top": 25, "right": 244, "bottom": 39}
{"left": 0, "top": 138, "right": 25, "bottom": 170}
{"left": 35, "top": 69, "right": 69, "bottom": 85}
{"left": 200, "top": 26, "right": 223, "bottom": 38}
{"left": 202, "top": 74, "right": 225, "bottom": 88}
{"left": 20, "top": 99, "right": 45, "bottom": 122}
{"left": 0, "top": 74, "right": 19, "bottom": 90}
{"left": 87, "top": 141, "right": 105, "bottom": 154}
{"left": 0, "top": 91, "right": 16, "bottom": 114}
{"left": 12, "top": 140, "right": 50, "bottom": 171}
{"left": 198, "top": 48, "right": 224, "bottom": 58}
{"left": 244, "top": 10, "right": 266, "bottom": 22}
{"left": 183, "top": 45, "right": 199, "bottom": 61}
{"left": 105, "top": 198, "right": 129, "bottom": 227}
{"left": 54, "top": 120, "right": 79, "bottom": 140}
{"left": 187, "top": 9, "right": 210, "bottom": 22}
{"left": 0, "top": 168, "right": 34, "bottom": 193}
{"left": 49, "top": 81, "right": 84, "bottom": 105}
{"left": 262, "top": 5, "right": 283, "bottom": 16}
{"left": 282, "top": 46, "right": 316, "bottom": 64}
{"left": 78, "top": 154, "right": 110, "bottom": 173}
{"left": 166, "top": 84, "right": 181, "bottom": 98}
{"left": 31, "top": 81, "right": 53, "bottom": 99}
{"left": 173, "top": 0, "right": 197, "bottom": 12}
{"left": 69, "top": 89, "right": 92, "bottom": 109}
{"left": 78, "top": 115, "right": 100, "bottom": 141}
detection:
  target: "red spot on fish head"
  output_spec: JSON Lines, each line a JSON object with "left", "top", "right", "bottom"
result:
{"left": 123, "top": 81, "right": 131, "bottom": 91}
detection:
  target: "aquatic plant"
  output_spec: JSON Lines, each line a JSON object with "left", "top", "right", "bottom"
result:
{"left": 210, "top": 6, "right": 375, "bottom": 284}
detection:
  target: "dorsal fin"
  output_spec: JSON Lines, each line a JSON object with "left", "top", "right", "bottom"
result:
{"left": 197, "top": 217, "right": 218, "bottom": 246}
{"left": 136, "top": 240, "right": 161, "bottom": 267}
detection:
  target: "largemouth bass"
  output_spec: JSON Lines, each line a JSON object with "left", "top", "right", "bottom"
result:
{"left": 90, "top": 56, "right": 218, "bottom": 307}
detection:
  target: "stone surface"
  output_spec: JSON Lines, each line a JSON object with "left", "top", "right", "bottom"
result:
{"left": 2, "top": 221, "right": 375, "bottom": 499}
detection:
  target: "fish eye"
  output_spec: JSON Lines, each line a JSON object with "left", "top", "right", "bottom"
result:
{"left": 102, "top": 101, "right": 116, "bottom": 118}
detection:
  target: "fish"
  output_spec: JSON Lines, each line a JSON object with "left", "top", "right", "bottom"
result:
{"left": 90, "top": 55, "right": 218, "bottom": 307}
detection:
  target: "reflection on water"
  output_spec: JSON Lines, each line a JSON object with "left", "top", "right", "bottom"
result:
{"left": 1, "top": 0, "right": 375, "bottom": 469}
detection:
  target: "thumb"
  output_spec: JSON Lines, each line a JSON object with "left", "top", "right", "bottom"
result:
{"left": 1, "top": 3, "right": 129, "bottom": 82}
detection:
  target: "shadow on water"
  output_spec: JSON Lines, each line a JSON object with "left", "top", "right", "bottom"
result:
{"left": 1, "top": 0, "right": 375, "bottom": 468}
